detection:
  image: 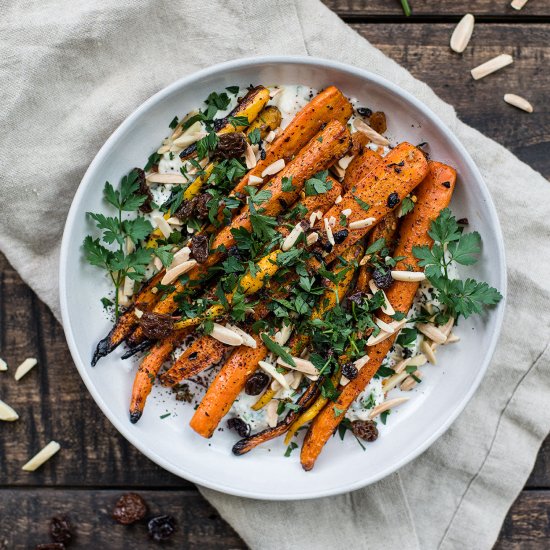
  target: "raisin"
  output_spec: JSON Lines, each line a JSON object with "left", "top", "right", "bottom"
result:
{"left": 227, "top": 417, "right": 251, "bottom": 437}
{"left": 312, "top": 249, "right": 324, "bottom": 262}
{"left": 112, "top": 493, "right": 148, "bottom": 525}
{"left": 190, "top": 234, "right": 209, "bottom": 263}
{"left": 212, "top": 132, "right": 247, "bottom": 161}
{"left": 36, "top": 545, "right": 65, "bottom": 550}
{"left": 341, "top": 362, "right": 358, "bottom": 380}
{"left": 245, "top": 372, "right": 269, "bottom": 395}
{"left": 227, "top": 245, "right": 243, "bottom": 260}
{"left": 147, "top": 515, "right": 177, "bottom": 542}
{"left": 347, "top": 291, "right": 364, "bottom": 305}
{"left": 195, "top": 192, "right": 212, "bottom": 220}
{"left": 139, "top": 312, "right": 174, "bottom": 340}
{"left": 387, "top": 192, "right": 400, "bottom": 208}
{"left": 260, "top": 148, "right": 267, "bottom": 160}
{"left": 457, "top": 217, "right": 469, "bottom": 225}
{"left": 174, "top": 196, "right": 197, "bottom": 221}
{"left": 333, "top": 229, "right": 348, "bottom": 244}
{"left": 357, "top": 107, "right": 373, "bottom": 118}
{"left": 372, "top": 268, "right": 394, "bottom": 290}
{"left": 321, "top": 240, "right": 333, "bottom": 253}
{"left": 134, "top": 168, "right": 153, "bottom": 214}
{"left": 369, "top": 111, "right": 387, "bottom": 134}
{"left": 50, "top": 516, "right": 72, "bottom": 545}
{"left": 351, "top": 420, "right": 379, "bottom": 442}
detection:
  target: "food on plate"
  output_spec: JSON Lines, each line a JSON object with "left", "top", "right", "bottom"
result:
{"left": 83, "top": 84, "right": 501, "bottom": 469}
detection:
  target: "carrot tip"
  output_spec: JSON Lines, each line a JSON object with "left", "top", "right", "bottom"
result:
{"left": 120, "top": 340, "right": 152, "bottom": 360}
{"left": 91, "top": 335, "right": 116, "bottom": 366}
{"left": 129, "top": 411, "right": 142, "bottom": 424}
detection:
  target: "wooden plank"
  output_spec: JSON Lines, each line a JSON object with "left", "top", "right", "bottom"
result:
{"left": 495, "top": 491, "right": 550, "bottom": 548}
{"left": 0, "top": 488, "right": 246, "bottom": 549}
{"left": 322, "top": 0, "right": 550, "bottom": 18}
{"left": 355, "top": 23, "right": 550, "bottom": 179}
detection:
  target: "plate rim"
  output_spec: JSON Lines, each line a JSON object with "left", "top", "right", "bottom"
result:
{"left": 59, "top": 55, "right": 507, "bottom": 500}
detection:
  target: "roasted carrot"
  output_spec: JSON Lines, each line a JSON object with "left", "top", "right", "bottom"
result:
{"left": 128, "top": 328, "right": 191, "bottom": 423}
{"left": 233, "top": 86, "right": 353, "bottom": 195}
{"left": 300, "top": 160, "right": 456, "bottom": 470}
{"left": 190, "top": 335, "right": 268, "bottom": 438}
{"left": 343, "top": 147, "right": 382, "bottom": 193}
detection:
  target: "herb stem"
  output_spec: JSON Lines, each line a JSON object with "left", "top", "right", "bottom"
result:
{"left": 400, "top": 0, "right": 412, "bottom": 16}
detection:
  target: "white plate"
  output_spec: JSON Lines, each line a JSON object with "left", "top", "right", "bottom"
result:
{"left": 59, "top": 56, "right": 506, "bottom": 500}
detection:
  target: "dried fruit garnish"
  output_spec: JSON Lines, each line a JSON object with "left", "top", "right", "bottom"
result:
{"left": 227, "top": 417, "right": 251, "bottom": 437}
{"left": 50, "top": 516, "right": 72, "bottom": 545}
{"left": 244, "top": 372, "right": 269, "bottom": 395}
{"left": 369, "top": 112, "right": 387, "bottom": 134}
{"left": 212, "top": 132, "right": 247, "bottom": 161}
{"left": 147, "top": 515, "right": 177, "bottom": 541}
{"left": 139, "top": 312, "right": 174, "bottom": 340}
{"left": 112, "top": 493, "right": 148, "bottom": 525}
{"left": 372, "top": 268, "right": 394, "bottom": 290}
{"left": 351, "top": 420, "right": 379, "bottom": 442}
{"left": 341, "top": 362, "right": 358, "bottom": 380}
{"left": 135, "top": 168, "right": 153, "bottom": 214}
{"left": 190, "top": 234, "right": 209, "bottom": 264}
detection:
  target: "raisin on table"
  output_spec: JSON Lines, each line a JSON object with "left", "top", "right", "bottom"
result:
{"left": 148, "top": 515, "right": 177, "bottom": 541}
{"left": 50, "top": 516, "right": 72, "bottom": 545}
{"left": 112, "top": 493, "right": 148, "bottom": 525}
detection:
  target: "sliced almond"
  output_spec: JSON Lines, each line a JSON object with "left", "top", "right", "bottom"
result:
{"left": 172, "top": 130, "right": 207, "bottom": 149}
{"left": 166, "top": 216, "right": 183, "bottom": 227}
{"left": 274, "top": 324, "right": 293, "bottom": 346}
{"left": 118, "top": 287, "right": 131, "bottom": 307}
{"left": 409, "top": 353, "right": 428, "bottom": 367}
{"left": 282, "top": 223, "right": 304, "bottom": 251}
{"left": 394, "top": 357, "right": 412, "bottom": 374}
{"left": 368, "top": 280, "right": 395, "bottom": 315}
{"left": 0, "top": 399, "right": 19, "bottom": 421}
{"left": 248, "top": 175, "right": 264, "bottom": 186}
{"left": 471, "top": 54, "right": 513, "bottom": 80}
{"left": 349, "top": 218, "right": 376, "bottom": 230}
{"left": 338, "top": 155, "right": 354, "bottom": 170}
{"left": 161, "top": 260, "right": 197, "bottom": 285}
{"left": 125, "top": 235, "right": 135, "bottom": 255}
{"left": 244, "top": 143, "right": 257, "bottom": 169}
{"left": 22, "top": 441, "right": 61, "bottom": 471}
{"left": 14, "top": 358, "right": 37, "bottom": 381}
{"left": 367, "top": 329, "right": 393, "bottom": 346}
{"left": 450, "top": 14, "right": 475, "bottom": 53}
{"left": 440, "top": 316, "right": 455, "bottom": 338}
{"left": 153, "top": 256, "right": 163, "bottom": 272}
{"left": 309, "top": 211, "right": 319, "bottom": 228}
{"left": 340, "top": 375, "right": 350, "bottom": 387}
{"left": 276, "top": 356, "right": 319, "bottom": 376}
{"left": 368, "top": 397, "right": 409, "bottom": 419}
{"left": 335, "top": 195, "right": 343, "bottom": 205}
{"left": 341, "top": 208, "right": 352, "bottom": 218}
{"left": 324, "top": 217, "right": 335, "bottom": 246}
{"left": 420, "top": 339, "right": 437, "bottom": 364}
{"left": 123, "top": 273, "right": 135, "bottom": 297}
{"left": 353, "top": 118, "right": 390, "bottom": 146}
{"left": 266, "top": 400, "right": 279, "bottom": 428}
{"left": 157, "top": 145, "right": 171, "bottom": 155}
{"left": 383, "top": 370, "right": 410, "bottom": 393}
{"left": 134, "top": 308, "right": 144, "bottom": 319}
{"left": 375, "top": 317, "right": 395, "bottom": 333}
{"left": 170, "top": 246, "right": 191, "bottom": 268}
{"left": 290, "top": 371, "right": 303, "bottom": 389}
{"left": 146, "top": 173, "right": 187, "bottom": 185}
{"left": 504, "top": 93, "right": 533, "bottom": 113}
{"left": 306, "top": 232, "right": 319, "bottom": 246}
{"left": 152, "top": 215, "right": 173, "bottom": 239}
{"left": 258, "top": 361, "right": 290, "bottom": 389}
{"left": 444, "top": 333, "right": 461, "bottom": 344}
{"left": 0, "top": 358, "right": 7, "bottom": 371}
{"left": 331, "top": 164, "right": 345, "bottom": 180}
{"left": 210, "top": 323, "right": 243, "bottom": 346}
{"left": 417, "top": 323, "right": 448, "bottom": 345}
{"left": 401, "top": 371, "right": 422, "bottom": 391}
{"left": 511, "top": 0, "right": 529, "bottom": 9}
{"left": 391, "top": 270, "right": 426, "bottom": 282}
{"left": 354, "top": 355, "right": 370, "bottom": 370}
{"left": 261, "top": 159, "right": 285, "bottom": 178}
{"left": 265, "top": 130, "right": 277, "bottom": 143}
{"left": 225, "top": 325, "right": 256, "bottom": 348}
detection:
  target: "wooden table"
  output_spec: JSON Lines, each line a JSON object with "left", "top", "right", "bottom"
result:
{"left": 1, "top": 1, "right": 548, "bottom": 547}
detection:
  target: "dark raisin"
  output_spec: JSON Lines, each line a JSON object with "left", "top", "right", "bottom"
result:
{"left": 190, "top": 234, "right": 209, "bottom": 263}
{"left": 457, "top": 217, "right": 469, "bottom": 225}
{"left": 387, "top": 192, "right": 400, "bottom": 208}
{"left": 195, "top": 192, "right": 212, "bottom": 220}
{"left": 312, "top": 249, "right": 324, "bottom": 262}
{"left": 174, "top": 196, "right": 197, "bottom": 221}
{"left": 134, "top": 168, "right": 153, "bottom": 214}
{"left": 372, "top": 268, "right": 394, "bottom": 290}
{"left": 442, "top": 181, "right": 451, "bottom": 189}
{"left": 139, "top": 312, "right": 174, "bottom": 340}
{"left": 260, "top": 147, "right": 267, "bottom": 160}
{"left": 212, "top": 132, "right": 247, "bottom": 161}
{"left": 50, "top": 516, "right": 72, "bottom": 545}
{"left": 341, "top": 362, "right": 358, "bottom": 380}
{"left": 147, "top": 515, "right": 176, "bottom": 542}
{"left": 351, "top": 420, "right": 379, "bottom": 442}
{"left": 321, "top": 240, "right": 333, "bottom": 253}
{"left": 227, "top": 245, "right": 243, "bottom": 261}
{"left": 333, "top": 229, "right": 348, "bottom": 244}
{"left": 245, "top": 372, "right": 269, "bottom": 395}
{"left": 36, "top": 545, "right": 65, "bottom": 550}
{"left": 357, "top": 107, "right": 373, "bottom": 118}
{"left": 369, "top": 111, "right": 387, "bottom": 134}
{"left": 112, "top": 493, "right": 148, "bottom": 525}
{"left": 347, "top": 291, "right": 364, "bottom": 305}
{"left": 227, "top": 417, "right": 251, "bottom": 437}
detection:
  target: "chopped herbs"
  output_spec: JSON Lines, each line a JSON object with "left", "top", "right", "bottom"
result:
{"left": 284, "top": 441, "right": 299, "bottom": 457}
{"left": 353, "top": 196, "right": 371, "bottom": 212}
{"left": 260, "top": 334, "right": 296, "bottom": 367}
{"left": 304, "top": 170, "right": 333, "bottom": 196}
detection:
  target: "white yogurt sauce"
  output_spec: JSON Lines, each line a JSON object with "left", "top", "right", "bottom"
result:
{"left": 345, "top": 377, "right": 385, "bottom": 422}
{"left": 158, "top": 153, "right": 184, "bottom": 174}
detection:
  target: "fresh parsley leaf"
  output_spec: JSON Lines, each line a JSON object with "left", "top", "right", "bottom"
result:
{"left": 447, "top": 231, "right": 481, "bottom": 266}
{"left": 282, "top": 176, "right": 295, "bottom": 193}
{"left": 169, "top": 116, "right": 179, "bottom": 129}
{"left": 354, "top": 196, "right": 370, "bottom": 212}
{"left": 153, "top": 245, "right": 174, "bottom": 268}
{"left": 284, "top": 441, "right": 298, "bottom": 457}
{"left": 248, "top": 127, "right": 261, "bottom": 145}
{"left": 380, "top": 410, "right": 390, "bottom": 424}
{"left": 304, "top": 170, "right": 332, "bottom": 196}
{"left": 333, "top": 406, "right": 344, "bottom": 417}
{"left": 227, "top": 115, "right": 250, "bottom": 128}
{"left": 83, "top": 236, "right": 112, "bottom": 268}
{"left": 428, "top": 208, "right": 461, "bottom": 244}
{"left": 100, "top": 297, "right": 113, "bottom": 309}
{"left": 399, "top": 196, "right": 415, "bottom": 216}
{"left": 226, "top": 85, "right": 239, "bottom": 94}
{"left": 260, "top": 333, "right": 296, "bottom": 367}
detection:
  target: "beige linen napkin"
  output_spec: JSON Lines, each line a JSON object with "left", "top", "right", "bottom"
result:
{"left": 2, "top": 1, "right": 549, "bottom": 548}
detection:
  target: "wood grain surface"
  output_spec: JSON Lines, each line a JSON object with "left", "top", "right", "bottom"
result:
{"left": 1, "top": 1, "right": 549, "bottom": 548}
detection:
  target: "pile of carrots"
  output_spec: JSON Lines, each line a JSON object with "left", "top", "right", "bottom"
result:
{"left": 92, "top": 84, "right": 457, "bottom": 470}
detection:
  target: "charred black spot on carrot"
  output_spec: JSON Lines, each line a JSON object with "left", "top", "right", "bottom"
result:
{"left": 442, "top": 181, "right": 451, "bottom": 188}
{"left": 130, "top": 411, "right": 142, "bottom": 424}
{"left": 387, "top": 192, "right": 400, "bottom": 208}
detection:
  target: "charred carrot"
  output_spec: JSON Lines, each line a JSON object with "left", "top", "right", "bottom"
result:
{"left": 300, "top": 160, "right": 456, "bottom": 470}
{"left": 343, "top": 147, "right": 382, "bottom": 193}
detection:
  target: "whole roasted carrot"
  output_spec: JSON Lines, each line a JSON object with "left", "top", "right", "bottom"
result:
{"left": 233, "top": 86, "right": 353, "bottom": 194}
{"left": 342, "top": 145, "right": 382, "bottom": 193}
{"left": 189, "top": 335, "right": 268, "bottom": 438}
{"left": 300, "top": 160, "right": 456, "bottom": 470}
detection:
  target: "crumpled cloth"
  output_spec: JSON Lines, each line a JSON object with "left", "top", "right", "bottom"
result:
{"left": 1, "top": 1, "right": 549, "bottom": 548}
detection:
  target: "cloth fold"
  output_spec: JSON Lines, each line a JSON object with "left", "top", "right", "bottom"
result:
{"left": 2, "top": 1, "right": 549, "bottom": 549}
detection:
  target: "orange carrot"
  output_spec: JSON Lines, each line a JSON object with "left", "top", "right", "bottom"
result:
{"left": 300, "top": 160, "right": 456, "bottom": 470}
{"left": 343, "top": 146, "right": 382, "bottom": 193}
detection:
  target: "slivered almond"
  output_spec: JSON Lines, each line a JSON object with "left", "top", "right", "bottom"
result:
{"left": 324, "top": 217, "right": 335, "bottom": 246}
{"left": 0, "top": 358, "right": 7, "bottom": 371}
{"left": 307, "top": 232, "right": 319, "bottom": 246}
{"left": 258, "top": 361, "right": 290, "bottom": 389}
{"left": 338, "top": 155, "right": 354, "bottom": 170}
{"left": 125, "top": 236, "right": 135, "bottom": 255}
{"left": 335, "top": 195, "right": 343, "bottom": 205}
{"left": 353, "top": 118, "right": 390, "bottom": 146}
{"left": 276, "top": 356, "right": 319, "bottom": 376}
{"left": 471, "top": 54, "right": 513, "bottom": 80}
{"left": 368, "top": 280, "right": 395, "bottom": 315}
{"left": 265, "top": 130, "right": 277, "bottom": 143}
{"left": 282, "top": 223, "right": 304, "bottom": 251}
{"left": 146, "top": 173, "right": 187, "bottom": 185}
{"left": 172, "top": 130, "right": 207, "bottom": 149}
{"left": 274, "top": 324, "right": 293, "bottom": 346}
{"left": 225, "top": 324, "right": 256, "bottom": 348}
{"left": 409, "top": 353, "right": 428, "bottom": 367}
{"left": 440, "top": 316, "right": 455, "bottom": 337}
{"left": 391, "top": 270, "right": 426, "bottom": 282}
{"left": 368, "top": 397, "right": 409, "bottom": 419}
{"left": 444, "top": 333, "right": 460, "bottom": 344}
{"left": 290, "top": 371, "right": 303, "bottom": 389}
{"left": 349, "top": 218, "right": 376, "bottom": 230}
{"left": 118, "top": 287, "right": 131, "bottom": 307}
{"left": 134, "top": 308, "right": 144, "bottom": 319}
{"left": 0, "top": 399, "right": 18, "bottom": 421}
{"left": 383, "top": 371, "right": 410, "bottom": 392}
{"left": 248, "top": 175, "right": 264, "bottom": 186}
{"left": 394, "top": 357, "right": 412, "bottom": 374}
{"left": 375, "top": 317, "right": 395, "bottom": 333}
{"left": 244, "top": 143, "right": 257, "bottom": 169}
{"left": 153, "top": 256, "right": 163, "bottom": 271}
{"left": 123, "top": 274, "right": 135, "bottom": 297}
{"left": 401, "top": 371, "right": 422, "bottom": 391}
{"left": 421, "top": 339, "right": 437, "bottom": 364}
{"left": 354, "top": 355, "right": 370, "bottom": 370}
{"left": 152, "top": 215, "right": 173, "bottom": 238}
{"left": 309, "top": 211, "right": 319, "bottom": 227}
{"left": 22, "top": 441, "right": 61, "bottom": 471}
{"left": 331, "top": 164, "right": 345, "bottom": 180}
{"left": 417, "top": 323, "right": 447, "bottom": 345}
{"left": 166, "top": 217, "right": 183, "bottom": 226}
{"left": 511, "top": 0, "right": 529, "bottom": 9}
{"left": 450, "top": 14, "right": 475, "bottom": 53}
{"left": 261, "top": 159, "right": 285, "bottom": 177}
{"left": 340, "top": 375, "right": 350, "bottom": 387}
{"left": 170, "top": 246, "right": 191, "bottom": 267}
{"left": 210, "top": 323, "right": 243, "bottom": 346}
{"left": 504, "top": 93, "right": 533, "bottom": 113}
{"left": 367, "top": 329, "right": 393, "bottom": 346}
{"left": 266, "top": 400, "right": 279, "bottom": 428}
{"left": 161, "top": 260, "right": 197, "bottom": 285}
{"left": 341, "top": 208, "right": 352, "bottom": 218}
{"left": 157, "top": 145, "right": 171, "bottom": 155}
{"left": 14, "top": 358, "right": 37, "bottom": 381}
